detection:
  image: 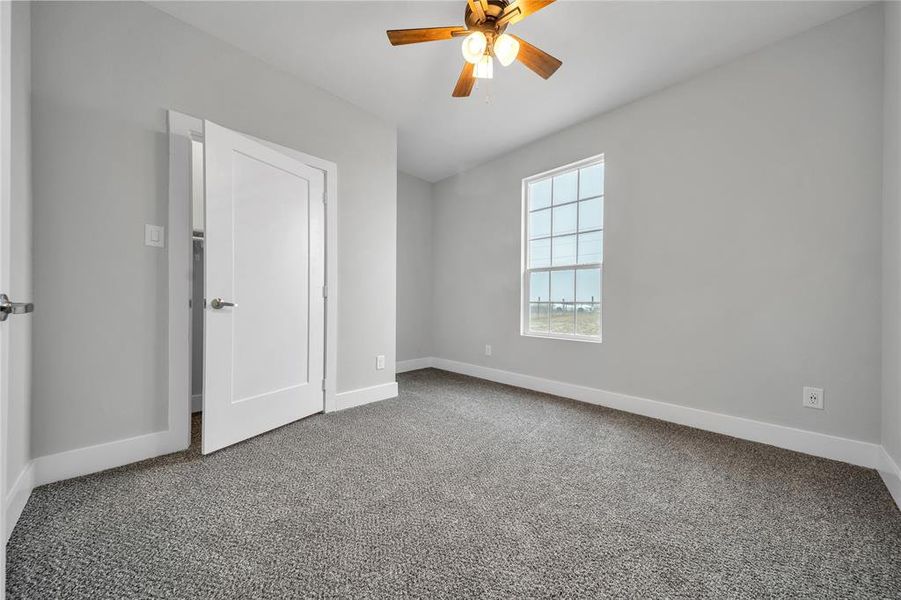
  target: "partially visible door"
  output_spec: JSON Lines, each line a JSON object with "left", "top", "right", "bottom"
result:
{"left": 202, "top": 120, "right": 325, "bottom": 454}
{"left": 0, "top": 1, "right": 9, "bottom": 589}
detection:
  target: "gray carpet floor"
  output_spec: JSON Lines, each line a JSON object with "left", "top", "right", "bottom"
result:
{"left": 6, "top": 369, "right": 901, "bottom": 599}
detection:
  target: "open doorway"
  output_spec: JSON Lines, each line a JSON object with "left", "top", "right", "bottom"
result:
{"left": 190, "top": 139, "right": 204, "bottom": 416}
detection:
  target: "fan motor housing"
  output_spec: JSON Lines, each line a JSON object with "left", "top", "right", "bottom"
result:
{"left": 464, "top": 0, "right": 510, "bottom": 34}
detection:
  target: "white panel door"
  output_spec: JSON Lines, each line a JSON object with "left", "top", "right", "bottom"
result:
{"left": 202, "top": 120, "right": 324, "bottom": 454}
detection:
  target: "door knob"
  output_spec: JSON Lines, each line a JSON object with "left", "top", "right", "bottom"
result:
{"left": 0, "top": 293, "right": 33, "bottom": 322}
{"left": 210, "top": 298, "right": 237, "bottom": 309}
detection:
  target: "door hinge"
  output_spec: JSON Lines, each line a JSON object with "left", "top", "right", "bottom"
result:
{"left": 321, "top": 379, "right": 327, "bottom": 392}
{"left": 322, "top": 284, "right": 328, "bottom": 298}
{"left": 322, "top": 191, "right": 327, "bottom": 204}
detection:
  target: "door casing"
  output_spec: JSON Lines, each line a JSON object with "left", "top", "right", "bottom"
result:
{"left": 167, "top": 110, "right": 339, "bottom": 452}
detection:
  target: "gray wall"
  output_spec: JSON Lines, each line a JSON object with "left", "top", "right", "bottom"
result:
{"left": 396, "top": 172, "right": 433, "bottom": 362}
{"left": 31, "top": 1, "right": 396, "bottom": 457}
{"left": 883, "top": 1, "right": 901, "bottom": 465}
{"left": 430, "top": 6, "right": 884, "bottom": 443}
{"left": 6, "top": 1, "right": 32, "bottom": 493}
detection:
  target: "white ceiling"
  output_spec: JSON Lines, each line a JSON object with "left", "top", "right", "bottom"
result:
{"left": 152, "top": 1, "right": 867, "bottom": 182}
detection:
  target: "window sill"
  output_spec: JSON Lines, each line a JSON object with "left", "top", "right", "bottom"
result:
{"left": 521, "top": 332, "right": 602, "bottom": 344}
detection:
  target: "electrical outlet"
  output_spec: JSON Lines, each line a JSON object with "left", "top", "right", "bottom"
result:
{"left": 803, "top": 386, "right": 824, "bottom": 410}
{"left": 484, "top": 344, "right": 492, "bottom": 356}
{"left": 376, "top": 355, "right": 385, "bottom": 370}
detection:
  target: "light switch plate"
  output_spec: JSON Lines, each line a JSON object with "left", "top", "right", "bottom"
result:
{"left": 145, "top": 224, "right": 165, "bottom": 248}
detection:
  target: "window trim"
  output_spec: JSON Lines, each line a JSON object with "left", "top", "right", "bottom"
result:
{"left": 520, "top": 154, "right": 605, "bottom": 343}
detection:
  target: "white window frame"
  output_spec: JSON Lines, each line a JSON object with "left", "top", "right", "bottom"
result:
{"left": 520, "top": 154, "right": 605, "bottom": 343}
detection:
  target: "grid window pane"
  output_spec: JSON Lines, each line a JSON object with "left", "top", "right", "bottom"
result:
{"left": 530, "top": 179, "right": 551, "bottom": 210}
{"left": 529, "top": 238, "right": 551, "bottom": 268}
{"left": 576, "top": 268, "right": 602, "bottom": 303}
{"left": 529, "top": 271, "right": 549, "bottom": 302}
{"left": 529, "top": 303, "right": 550, "bottom": 333}
{"left": 550, "top": 304, "right": 575, "bottom": 334}
{"left": 576, "top": 304, "right": 600, "bottom": 336}
{"left": 550, "top": 269, "right": 575, "bottom": 302}
{"left": 579, "top": 163, "right": 604, "bottom": 199}
{"left": 578, "top": 197, "right": 603, "bottom": 231}
{"left": 552, "top": 203, "right": 577, "bottom": 236}
{"left": 577, "top": 231, "right": 603, "bottom": 264}
{"left": 553, "top": 171, "right": 578, "bottom": 204}
{"left": 552, "top": 234, "right": 576, "bottom": 266}
{"left": 529, "top": 208, "right": 551, "bottom": 239}
{"left": 525, "top": 159, "right": 603, "bottom": 340}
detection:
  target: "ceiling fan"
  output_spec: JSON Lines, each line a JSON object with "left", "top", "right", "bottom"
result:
{"left": 386, "top": 0, "right": 561, "bottom": 98}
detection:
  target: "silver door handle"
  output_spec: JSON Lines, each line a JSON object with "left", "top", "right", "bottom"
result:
{"left": 0, "top": 293, "right": 33, "bottom": 321}
{"left": 210, "top": 298, "right": 237, "bottom": 309}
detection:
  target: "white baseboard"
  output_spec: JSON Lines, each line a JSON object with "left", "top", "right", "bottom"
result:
{"left": 396, "top": 357, "right": 435, "bottom": 373}
{"left": 335, "top": 382, "right": 398, "bottom": 411}
{"left": 191, "top": 393, "right": 202, "bottom": 413}
{"left": 879, "top": 448, "right": 901, "bottom": 511}
{"left": 5, "top": 462, "right": 35, "bottom": 542}
{"left": 33, "top": 430, "right": 182, "bottom": 488}
{"left": 430, "top": 357, "right": 883, "bottom": 470}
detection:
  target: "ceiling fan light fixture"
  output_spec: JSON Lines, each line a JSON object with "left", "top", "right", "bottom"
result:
{"left": 461, "top": 31, "right": 488, "bottom": 64}
{"left": 385, "top": 0, "right": 561, "bottom": 98}
{"left": 474, "top": 54, "right": 494, "bottom": 79}
{"left": 493, "top": 33, "right": 520, "bottom": 67}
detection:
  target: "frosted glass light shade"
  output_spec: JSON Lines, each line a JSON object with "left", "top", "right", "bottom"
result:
{"left": 474, "top": 54, "right": 494, "bottom": 79}
{"left": 461, "top": 32, "right": 488, "bottom": 64}
{"left": 494, "top": 33, "right": 520, "bottom": 67}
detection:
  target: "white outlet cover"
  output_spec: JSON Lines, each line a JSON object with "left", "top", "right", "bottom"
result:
{"left": 803, "top": 386, "right": 824, "bottom": 410}
{"left": 485, "top": 345, "right": 492, "bottom": 356}
{"left": 376, "top": 355, "right": 385, "bottom": 370}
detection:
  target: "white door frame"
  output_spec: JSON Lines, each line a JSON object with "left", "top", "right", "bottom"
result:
{"left": 167, "top": 110, "right": 338, "bottom": 451}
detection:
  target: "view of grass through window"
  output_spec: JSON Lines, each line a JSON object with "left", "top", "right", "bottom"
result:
{"left": 523, "top": 157, "right": 604, "bottom": 339}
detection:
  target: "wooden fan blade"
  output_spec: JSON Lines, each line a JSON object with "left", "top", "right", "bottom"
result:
{"left": 387, "top": 27, "right": 467, "bottom": 46}
{"left": 467, "top": 0, "right": 486, "bottom": 23}
{"left": 497, "top": 0, "right": 554, "bottom": 26}
{"left": 511, "top": 35, "right": 562, "bottom": 79}
{"left": 452, "top": 62, "right": 476, "bottom": 97}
